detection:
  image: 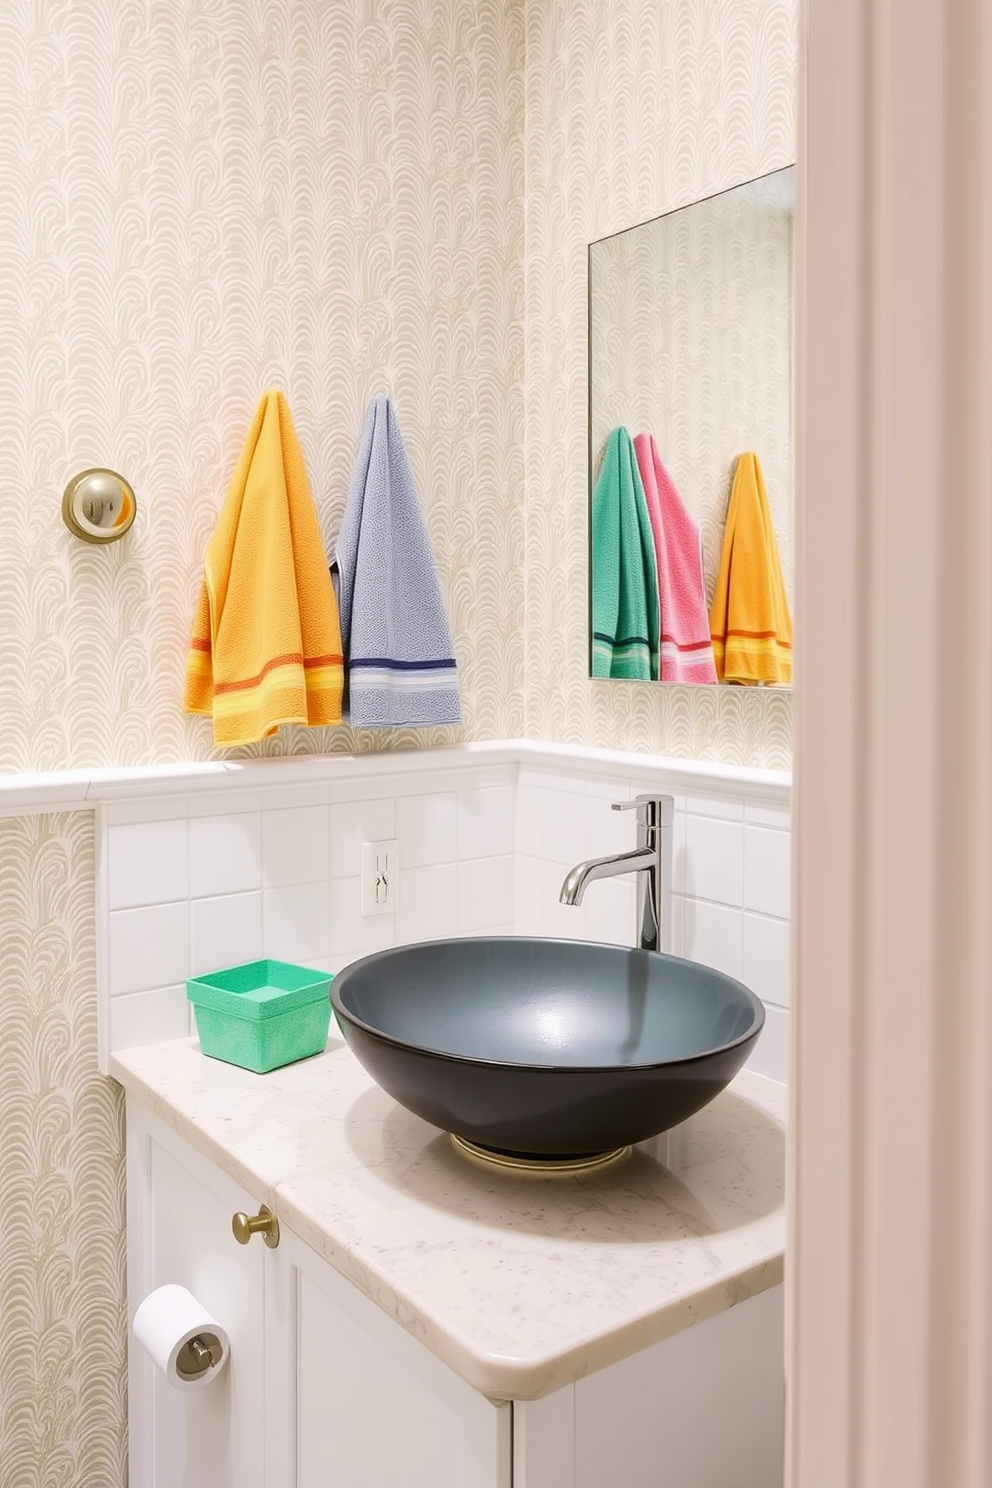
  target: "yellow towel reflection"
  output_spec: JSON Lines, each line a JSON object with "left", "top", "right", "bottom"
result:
{"left": 709, "top": 452, "right": 793, "bottom": 686}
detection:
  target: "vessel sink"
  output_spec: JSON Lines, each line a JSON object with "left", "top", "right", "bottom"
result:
{"left": 330, "top": 937, "right": 764, "bottom": 1162}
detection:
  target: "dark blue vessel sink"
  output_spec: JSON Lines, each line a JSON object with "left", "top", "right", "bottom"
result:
{"left": 330, "top": 937, "right": 764, "bottom": 1161}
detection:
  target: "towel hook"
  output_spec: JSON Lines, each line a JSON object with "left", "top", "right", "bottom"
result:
{"left": 62, "top": 468, "right": 137, "bottom": 545}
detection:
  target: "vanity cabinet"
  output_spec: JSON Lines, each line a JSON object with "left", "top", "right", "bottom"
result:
{"left": 126, "top": 1098, "right": 782, "bottom": 1488}
{"left": 126, "top": 1102, "right": 510, "bottom": 1488}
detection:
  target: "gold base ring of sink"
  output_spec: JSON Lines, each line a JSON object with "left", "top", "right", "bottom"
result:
{"left": 450, "top": 1134, "right": 632, "bottom": 1176}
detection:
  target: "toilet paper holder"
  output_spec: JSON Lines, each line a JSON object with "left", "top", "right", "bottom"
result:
{"left": 185, "top": 1335, "right": 222, "bottom": 1374}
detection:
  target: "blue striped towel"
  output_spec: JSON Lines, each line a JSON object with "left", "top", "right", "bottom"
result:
{"left": 334, "top": 396, "right": 461, "bottom": 727}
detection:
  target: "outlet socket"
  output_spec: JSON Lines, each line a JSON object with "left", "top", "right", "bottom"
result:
{"left": 361, "top": 839, "right": 399, "bottom": 916}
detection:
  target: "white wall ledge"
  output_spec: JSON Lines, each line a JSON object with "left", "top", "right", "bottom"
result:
{"left": 0, "top": 740, "right": 791, "bottom": 818}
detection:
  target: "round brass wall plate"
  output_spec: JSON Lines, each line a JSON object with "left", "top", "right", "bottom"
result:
{"left": 61, "top": 468, "right": 137, "bottom": 544}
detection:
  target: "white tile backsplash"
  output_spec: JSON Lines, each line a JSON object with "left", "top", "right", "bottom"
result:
{"left": 743, "top": 912, "right": 791, "bottom": 1008}
{"left": 746, "top": 1002, "right": 790, "bottom": 1083}
{"left": 683, "top": 899, "right": 744, "bottom": 980}
{"left": 396, "top": 792, "right": 457, "bottom": 869}
{"left": 685, "top": 794, "right": 745, "bottom": 821}
{"left": 189, "top": 813, "right": 263, "bottom": 899}
{"left": 684, "top": 813, "right": 745, "bottom": 908}
{"left": 586, "top": 785, "right": 634, "bottom": 859}
{"left": 110, "top": 985, "right": 189, "bottom": 1049}
{"left": 542, "top": 787, "right": 587, "bottom": 869}
{"left": 514, "top": 782, "right": 544, "bottom": 859}
{"left": 397, "top": 863, "right": 459, "bottom": 944}
{"left": 263, "top": 805, "right": 329, "bottom": 888}
{"left": 457, "top": 785, "right": 514, "bottom": 860}
{"left": 329, "top": 797, "right": 396, "bottom": 880}
{"left": 263, "top": 882, "right": 330, "bottom": 965}
{"left": 514, "top": 854, "right": 544, "bottom": 932}
{"left": 457, "top": 855, "right": 514, "bottom": 933}
{"left": 109, "top": 902, "right": 190, "bottom": 997}
{"left": 100, "top": 753, "right": 792, "bottom": 1083}
{"left": 744, "top": 825, "right": 791, "bottom": 918}
{"left": 190, "top": 891, "right": 263, "bottom": 977}
{"left": 329, "top": 875, "right": 397, "bottom": 959}
{"left": 584, "top": 876, "right": 637, "bottom": 946}
{"left": 108, "top": 819, "right": 188, "bottom": 910}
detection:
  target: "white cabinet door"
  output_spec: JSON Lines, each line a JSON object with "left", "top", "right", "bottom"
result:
{"left": 283, "top": 1228, "right": 511, "bottom": 1488}
{"left": 126, "top": 1108, "right": 275, "bottom": 1488}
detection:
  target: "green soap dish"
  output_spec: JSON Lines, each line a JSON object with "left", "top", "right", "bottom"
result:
{"left": 187, "top": 959, "right": 333, "bottom": 1074}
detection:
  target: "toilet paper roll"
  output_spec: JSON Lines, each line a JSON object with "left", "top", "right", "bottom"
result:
{"left": 132, "top": 1284, "right": 231, "bottom": 1391}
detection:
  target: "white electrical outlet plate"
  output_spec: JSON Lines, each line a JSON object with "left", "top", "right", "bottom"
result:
{"left": 361, "top": 839, "right": 399, "bottom": 916}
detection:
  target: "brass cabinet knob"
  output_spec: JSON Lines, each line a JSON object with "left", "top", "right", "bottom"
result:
{"left": 232, "top": 1204, "right": 280, "bottom": 1248}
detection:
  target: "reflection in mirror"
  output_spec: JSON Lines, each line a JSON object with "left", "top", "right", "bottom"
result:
{"left": 589, "top": 166, "right": 794, "bottom": 688}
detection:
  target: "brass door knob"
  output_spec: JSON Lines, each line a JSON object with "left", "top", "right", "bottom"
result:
{"left": 232, "top": 1204, "right": 280, "bottom": 1248}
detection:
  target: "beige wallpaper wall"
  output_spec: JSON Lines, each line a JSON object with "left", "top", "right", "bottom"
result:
{"left": 0, "top": 3, "right": 523, "bottom": 1482}
{"left": 0, "top": 0, "right": 524, "bottom": 774}
{"left": 590, "top": 166, "right": 794, "bottom": 610}
{"left": 524, "top": 0, "right": 797, "bottom": 767}
{"left": 0, "top": 813, "right": 126, "bottom": 1487}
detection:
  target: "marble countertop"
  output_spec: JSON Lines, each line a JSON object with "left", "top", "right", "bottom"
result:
{"left": 111, "top": 1034, "right": 786, "bottom": 1401}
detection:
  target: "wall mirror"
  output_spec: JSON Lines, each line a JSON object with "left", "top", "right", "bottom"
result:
{"left": 588, "top": 166, "right": 794, "bottom": 688}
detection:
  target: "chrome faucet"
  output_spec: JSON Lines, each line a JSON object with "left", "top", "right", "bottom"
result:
{"left": 559, "top": 794, "right": 674, "bottom": 953}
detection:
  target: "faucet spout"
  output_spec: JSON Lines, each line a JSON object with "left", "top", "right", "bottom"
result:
{"left": 558, "top": 794, "right": 674, "bottom": 953}
{"left": 559, "top": 847, "right": 655, "bottom": 907}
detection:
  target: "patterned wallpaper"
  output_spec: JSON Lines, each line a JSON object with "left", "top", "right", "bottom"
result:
{"left": 0, "top": 813, "right": 127, "bottom": 1487}
{"left": 0, "top": 0, "right": 525, "bottom": 774}
{"left": 0, "top": 3, "right": 523, "bottom": 1482}
{"left": 524, "top": 0, "right": 797, "bottom": 767}
{"left": 590, "top": 166, "right": 794, "bottom": 611}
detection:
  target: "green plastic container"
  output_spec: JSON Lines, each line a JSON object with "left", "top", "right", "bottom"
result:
{"left": 187, "top": 959, "right": 333, "bottom": 1074}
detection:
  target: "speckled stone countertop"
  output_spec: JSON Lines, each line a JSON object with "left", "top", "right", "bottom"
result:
{"left": 111, "top": 1034, "right": 786, "bottom": 1401}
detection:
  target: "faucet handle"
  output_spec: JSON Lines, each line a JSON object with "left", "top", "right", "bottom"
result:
{"left": 611, "top": 794, "right": 675, "bottom": 826}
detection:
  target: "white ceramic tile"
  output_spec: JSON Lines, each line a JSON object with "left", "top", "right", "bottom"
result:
{"left": 457, "top": 785, "right": 514, "bottom": 860}
{"left": 746, "top": 1003, "right": 790, "bottom": 1084}
{"left": 542, "top": 788, "right": 587, "bottom": 869}
{"left": 109, "top": 902, "right": 190, "bottom": 997}
{"left": 263, "top": 805, "right": 329, "bottom": 888}
{"left": 396, "top": 792, "right": 457, "bottom": 869}
{"left": 190, "top": 892, "right": 263, "bottom": 978}
{"left": 262, "top": 882, "right": 330, "bottom": 965}
{"left": 684, "top": 815, "right": 745, "bottom": 907}
{"left": 327, "top": 773, "right": 413, "bottom": 806}
{"left": 396, "top": 864, "right": 458, "bottom": 944}
{"left": 536, "top": 769, "right": 588, "bottom": 794}
{"left": 107, "top": 796, "right": 191, "bottom": 826}
{"left": 744, "top": 825, "right": 792, "bottom": 918}
{"left": 685, "top": 794, "right": 745, "bottom": 821}
{"left": 189, "top": 813, "right": 263, "bottom": 898}
{"left": 329, "top": 797, "right": 396, "bottom": 880}
{"left": 457, "top": 856, "right": 514, "bottom": 933}
{"left": 584, "top": 877, "right": 637, "bottom": 946}
{"left": 670, "top": 894, "right": 685, "bottom": 957}
{"left": 260, "top": 783, "right": 330, "bottom": 812}
{"left": 743, "top": 913, "right": 791, "bottom": 1009}
{"left": 744, "top": 800, "right": 791, "bottom": 830}
{"left": 329, "top": 876, "right": 397, "bottom": 957}
{"left": 110, "top": 985, "right": 189, "bottom": 1050}
{"left": 515, "top": 783, "right": 544, "bottom": 858}
{"left": 107, "top": 819, "right": 188, "bottom": 910}
{"left": 671, "top": 808, "right": 688, "bottom": 894}
{"left": 514, "top": 854, "right": 544, "bottom": 932}
{"left": 586, "top": 785, "right": 634, "bottom": 859}
{"left": 682, "top": 900, "right": 743, "bottom": 979}
{"left": 185, "top": 789, "right": 263, "bottom": 818}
